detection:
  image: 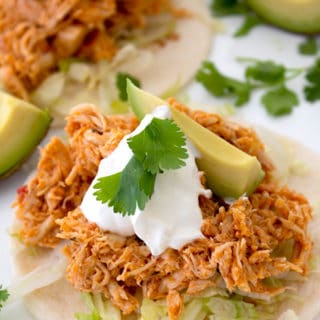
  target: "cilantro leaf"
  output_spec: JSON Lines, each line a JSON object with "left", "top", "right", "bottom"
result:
{"left": 93, "top": 118, "right": 187, "bottom": 216}
{"left": 234, "top": 14, "right": 263, "bottom": 37}
{"left": 304, "top": 85, "right": 320, "bottom": 102}
{"left": 94, "top": 157, "right": 155, "bottom": 216}
{"left": 210, "top": 0, "right": 246, "bottom": 16}
{"left": 93, "top": 172, "right": 121, "bottom": 204}
{"left": 0, "top": 286, "right": 9, "bottom": 309}
{"left": 128, "top": 118, "right": 188, "bottom": 174}
{"left": 116, "top": 73, "right": 141, "bottom": 101}
{"left": 245, "top": 60, "right": 286, "bottom": 85}
{"left": 304, "top": 58, "right": 320, "bottom": 103}
{"left": 305, "top": 58, "right": 320, "bottom": 83}
{"left": 298, "top": 37, "right": 318, "bottom": 55}
{"left": 262, "top": 86, "right": 299, "bottom": 116}
{"left": 196, "top": 61, "right": 251, "bottom": 106}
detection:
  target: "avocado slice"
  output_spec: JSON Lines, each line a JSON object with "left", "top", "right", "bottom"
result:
{"left": 127, "top": 80, "right": 265, "bottom": 198}
{"left": 0, "top": 92, "right": 51, "bottom": 178}
{"left": 247, "top": 0, "right": 320, "bottom": 34}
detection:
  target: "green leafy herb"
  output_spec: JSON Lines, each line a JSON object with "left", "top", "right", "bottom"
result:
{"left": 262, "top": 86, "right": 299, "bottom": 116}
{"left": 304, "top": 58, "right": 320, "bottom": 102}
{"left": 128, "top": 118, "right": 188, "bottom": 174}
{"left": 298, "top": 37, "right": 318, "bottom": 55}
{"left": 210, "top": 0, "right": 246, "bottom": 16}
{"left": 245, "top": 60, "right": 286, "bottom": 85}
{"left": 0, "top": 286, "right": 9, "bottom": 309}
{"left": 116, "top": 73, "right": 141, "bottom": 101}
{"left": 234, "top": 14, "right": 263, "bottom": 37}
{"left": 196, "top": 61, "right": 250, "bottom": 106}
{"left": 93, "top": 118, "right": 187, "bottom": 216}
{"left": 93, "top": 157, "right": 154, "bottom": 216}
{"left": 197, "top": 59, "right": 303, "bottom": 117}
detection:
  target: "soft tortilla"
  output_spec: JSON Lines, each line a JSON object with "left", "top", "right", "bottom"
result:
{"left": 130, "top": 0, "right": 213, "bottom": 95}
{"left": 11, "top": 130, "right": 320, "bottom": 320}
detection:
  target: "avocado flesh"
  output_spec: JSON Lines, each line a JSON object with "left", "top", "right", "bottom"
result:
{"left": 127, "top": 80, "right": 265, "bottom": 198}
{"left": 247, "top": 0, "right": 320, "bottom": 33}
{"left": 0, "top": 92, "right": 51, "bottom": 178}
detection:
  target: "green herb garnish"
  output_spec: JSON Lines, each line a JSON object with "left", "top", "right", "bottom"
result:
{"left": 244, "top": 60, "right": 286, "bottom": 85}
{"left": 298, "top": 37, "right": 318, "bottom": 55}
{"left": 196, "top": 61, "right": 250, "bottom": 106}
{"left": 116, "top": 73, "right": 141, "bottom": 101}
{"left": 93, "top": 118, "right": 187, "bottom": 216}
{"left": 304, "top": 58, "right": 320, "bottom": 102}
{"left": 234, "top": 14, "right": 263, "bottom": 37}
{"left": 262, "top": 86, "right": 299, "bottom": 116}
{"left": 0, "top": 285, "right": 9, "bottom": 309}
{"left": 196, "top": 60, "right": 301, "bottom": 116}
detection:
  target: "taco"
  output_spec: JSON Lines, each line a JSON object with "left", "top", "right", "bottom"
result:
{"left": 8, "top": 87, "right": 320, "bottom": 320}
{"left": 0, "top": 0, "right": 212, "bottom": 122}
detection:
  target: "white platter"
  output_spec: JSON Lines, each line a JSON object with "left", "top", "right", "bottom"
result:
{"left": 0, "top": 15, "right": 319, "bottom": 318}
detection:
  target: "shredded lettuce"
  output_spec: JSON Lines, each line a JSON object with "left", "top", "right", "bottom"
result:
{"left": 31, "top": 72, "right": 65, "bottom": 108}
{"left": 271, "top": 239, "right": 295, "bottom": 260}
{"left": 140, "top": 298, "right": 167, "bottom": 320}
{"left": 75, "top": 293, "right": 121, "bottom": 320}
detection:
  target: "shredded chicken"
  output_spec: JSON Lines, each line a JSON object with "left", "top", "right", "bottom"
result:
{"left": 15, "top": 103, "right": 313, "bottom": 319}
{"left": 14, "top": 104, "right": 138, "bottom": 247}
{"left": 0, "top": 0, "right": 173, "bottom": 99}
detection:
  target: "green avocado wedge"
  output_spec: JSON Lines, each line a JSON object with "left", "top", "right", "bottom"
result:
{"left": 127, "top": 80, "right": 265, "bottom": 198}
{"left": 247, "top": 0, "right": 320, "bottom": 34}
{"left": 0, "top": 92, "right": 51, "bottom": 178}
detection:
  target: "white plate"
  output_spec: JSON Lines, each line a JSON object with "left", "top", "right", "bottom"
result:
{"left": 0, "top": 14, "right": 319, "bottom": 316}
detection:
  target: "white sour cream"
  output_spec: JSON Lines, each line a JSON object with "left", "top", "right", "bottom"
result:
{"left": 80, "top": 106, "right": 211, "bottom": 256}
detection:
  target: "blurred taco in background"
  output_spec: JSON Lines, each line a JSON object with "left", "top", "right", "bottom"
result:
{"left": 0, "top": 0, "right": 212, "bottom": 123}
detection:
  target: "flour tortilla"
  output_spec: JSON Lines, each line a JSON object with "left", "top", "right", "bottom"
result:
{"left": 12, "top": 131, "right": 320, "bottom": 319}
{"left": 130, "top": 0, "right": 213, "bottom": 96}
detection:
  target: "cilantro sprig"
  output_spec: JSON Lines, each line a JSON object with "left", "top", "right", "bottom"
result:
{"left": 0, "top": 285, "right": 9, "bottom": 309}
{"left": 195, "top": 61, "right": 250, "bottom": 106}
{"left": 116, "top": 73, "right": 141, "bottom": 101}
{"left": 93, "top": 118, "right": 187, "bottom": 216}
{"left": 196, "top": 59, "right": 303, "bottom": 116}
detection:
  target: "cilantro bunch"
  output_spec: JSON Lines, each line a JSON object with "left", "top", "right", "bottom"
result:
{"left": 196, "top": 59, "right": 304, "bottom": 116}
{"left": 93, "top": 118, "right": 188, "bottom": 216}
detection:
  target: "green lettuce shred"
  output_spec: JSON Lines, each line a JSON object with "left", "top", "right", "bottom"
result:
{"left": 75, "top": 293, "right": 121, "bottom": 320}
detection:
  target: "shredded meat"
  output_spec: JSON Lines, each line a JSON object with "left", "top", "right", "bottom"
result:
{"left": 15, "top": 102, "right": 313, "bottom": 319}
{"left": 14, "top": 104, "right": 138, "bottom": 247}
{"left": 0, "top": 0, "right": 172, "bottom": 99}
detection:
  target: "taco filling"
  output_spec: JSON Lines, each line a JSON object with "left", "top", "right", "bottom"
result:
{"left": 0, "top": 0, "right": 183, "bottom": 99}
{"left": 12, "top": 95, "right": 315, "bottom": 319}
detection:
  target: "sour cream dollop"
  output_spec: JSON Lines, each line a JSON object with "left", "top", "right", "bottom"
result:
{"left": 80, "top": 106, "right": 211, "bottom": 256}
